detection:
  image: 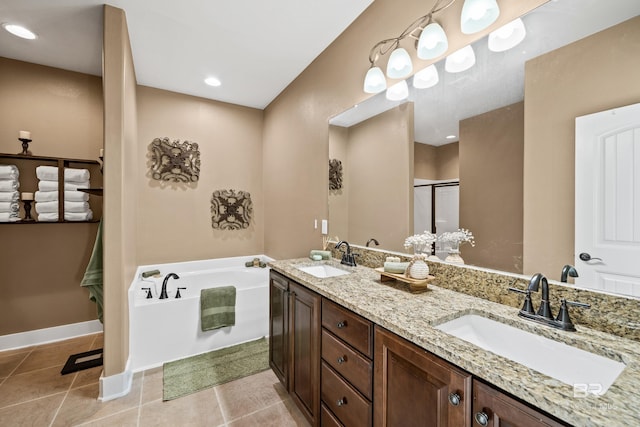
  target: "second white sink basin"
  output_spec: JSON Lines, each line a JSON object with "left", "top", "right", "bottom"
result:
{"left": 435, "top": 314, "right": 625, "bottom": 394}
{"left": 296, "top": 264, "right": 350, "bottom": 278}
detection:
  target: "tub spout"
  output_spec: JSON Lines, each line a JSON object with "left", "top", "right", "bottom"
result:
{"left": 160, "top": 273, "right": 180, "bottom": 299}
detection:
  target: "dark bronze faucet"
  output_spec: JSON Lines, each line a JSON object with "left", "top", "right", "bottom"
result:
{"left": 160, "top": 273, "right": 180, "bottom": 299}
{"left": 509, "top": 273, "right": 590, "bottom": 331}
{"left": 366, "top": 238, "right": 379, "bottom": 247}
{"left": 560, "top": 264, "right": 578, "bottom": 282}
{"left": 335, "top": 240, "right": 357, "bottom": 267}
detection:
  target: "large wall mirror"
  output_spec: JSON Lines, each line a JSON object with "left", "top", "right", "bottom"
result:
{"left": 328, "top": 0, "right": 640, "bottom": 294}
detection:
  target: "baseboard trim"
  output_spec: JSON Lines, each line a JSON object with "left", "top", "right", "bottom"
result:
{"left": 99, "top": 359, "right": 133, "bottom": 401}
{"left": 0, "top": 320, "right": 103, "bottom": 351}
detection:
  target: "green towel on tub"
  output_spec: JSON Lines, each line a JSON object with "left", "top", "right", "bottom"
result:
{"left": 200, "top": 286, "right": 236, "bottom": 331}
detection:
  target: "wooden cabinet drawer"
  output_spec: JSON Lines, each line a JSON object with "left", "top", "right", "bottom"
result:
{"left": 321, "top": 403, "right": 344, "bottom": 427}
{"left": 321, "top": 361, "right": 372, "bottom": 427}
{"left": 322, "top": 299, "right": 373, "bottom": 358}
{"left": 322, "top": 329, "right": 373, "bottom": 400}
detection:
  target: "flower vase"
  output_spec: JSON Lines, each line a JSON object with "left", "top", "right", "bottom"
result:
{"left": 408, "top": 258, "right": 430, "bottom": 280}
{"left": 445, "top": 242, "right": 465, "bottom": 264}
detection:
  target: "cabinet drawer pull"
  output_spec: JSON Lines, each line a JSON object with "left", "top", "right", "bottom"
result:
{"left": 337, "top": 355, "right": 347, "bottom": 364}
{"left": 448, "top": 392, "right": 461, "bottom": 406}
{"left": 337, "top": 320, "right": 347, "bottom": 329}
{"left": 474, "top": 411, "right": 489, "bottom": 426}
{"left": 336, "top": 397, "right": 347, "bottom": 406}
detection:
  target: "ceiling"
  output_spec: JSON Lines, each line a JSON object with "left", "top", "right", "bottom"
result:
{"left": 330, "top": 0, "right": 640, "bottom": 146}
{"left": 0, "top": 0, "right": 373, "bottom": 109}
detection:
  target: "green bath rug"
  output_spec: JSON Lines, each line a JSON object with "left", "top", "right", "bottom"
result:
{"left": 163, "top": 337, "right": 269, "bottom": 401}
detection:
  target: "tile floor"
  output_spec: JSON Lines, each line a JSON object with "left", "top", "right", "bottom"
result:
{"left": 0, "top": 333, "right": 310, "bottom": 426}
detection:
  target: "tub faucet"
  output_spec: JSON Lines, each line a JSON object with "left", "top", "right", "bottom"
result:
{"left": 160, "top": 273, "right": 180, "bottom": 299}
{"left": 560, "top": 264, "right": 578, "bottom": 283}
{"left": 335, "top": 240, "right": 357, "bottom": 267}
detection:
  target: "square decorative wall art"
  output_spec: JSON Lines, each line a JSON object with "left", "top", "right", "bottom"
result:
{"left": 329, "top": 158, "right": 343, "bottom": 190}
{"left": 211, "top": 189, "right": 253, "bottom": 230}
{"left": 149, "top": 137, "right": 200, "bottom": 182}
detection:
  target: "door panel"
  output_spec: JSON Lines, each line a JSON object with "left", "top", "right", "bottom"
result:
{"left": 575, "top": 102, "right": 640, "bottom": 296}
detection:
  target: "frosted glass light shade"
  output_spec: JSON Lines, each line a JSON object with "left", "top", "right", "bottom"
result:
{"left": 460, "top": 0, "right": 500, "bottom": 34}
{"left": 363, "top": 66, "right": 387, "bottom": 94}
{"left": 488, "top": 18, "right": 526, "bottom": 52}
{"left": 445, "top": 45, "right": 476, "bottom": 73}
{"left": 417, "top": 22, "right": 448, "bottom": 60}
{"left": 386, "top": 80, "right": 409, "bottom": 101}
{"left": 413, "top": 65, "right": 439, "bottom": 89}
{"left": 386, "top": 47, "right": 413, "bottom": 79}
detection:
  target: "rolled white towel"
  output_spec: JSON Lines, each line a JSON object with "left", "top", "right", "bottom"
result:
{"left": 0, "top": 212, "right": 20, "bottom": 222}
{"left": 0, "top": 165, "right": 19, "bottom": 180}
{"left": 0, "top": 180, "right": 19, "bottom": 191}
{"left": 38, "top": 180, "right": 89, "bottom": 191}
{"left": 37, "top": 211, "right": 93, "bottom": 222}
{"left": 35, "top": 166, "right": 90, "bottom": 182}
{"left": 34, "top": 190, "right": 89, "bottom": 202}
{"left": 35, "top": 200, "right": 90, "bottom": 214}
{"left": 0, "top": 191, "right": 19, "bottom": 202}
{"left": 0, "top": 201, "right": 19, "bottom": 213}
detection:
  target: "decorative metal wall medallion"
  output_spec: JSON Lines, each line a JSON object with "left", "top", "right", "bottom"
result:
{"left": 211, "top": 189, "right": 253, "bottom": 230}
{"left": 329, "top": 158, "right": 343, "bottom": 190}
{"left": 149, "top": 137, "right": 200, "bottom": 182}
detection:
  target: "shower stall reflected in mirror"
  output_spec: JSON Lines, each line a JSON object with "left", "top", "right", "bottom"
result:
{"left": 414, "top": 180, "right": 459, "bottom": 259}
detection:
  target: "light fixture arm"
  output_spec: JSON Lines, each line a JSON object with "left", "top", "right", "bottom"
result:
{"left": 367, "top": 0, "right": 457, "bottom": 66}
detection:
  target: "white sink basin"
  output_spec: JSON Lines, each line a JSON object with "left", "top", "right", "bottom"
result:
{"left": 296, "top": 264, "right": 350, "bottom": 278}
{"left": 435, "top": 314, "right": 625, "bottom": 394}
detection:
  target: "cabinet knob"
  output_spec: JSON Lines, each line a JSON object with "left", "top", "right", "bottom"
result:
{"left": 336, "top": 397, "right": 347, "bottom": 406}
{"left": 474, "top": 411, "right": 489, "bottom": 426}
{"left": 337, "top": 355, "right": 347, "bottom": 364}
{"left": 337, "top": 320, "right": 347, "bottom": 329}
{"left": 448, "top": 392, "right": 461, "bottom": 406}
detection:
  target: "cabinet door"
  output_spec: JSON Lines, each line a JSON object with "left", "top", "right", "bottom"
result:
{"left": 269, "top": 271, "right": 289, "bottom": 389}
{"left": 290, "top": 281, "right": 321, "bottom": 426}
{"left": 374, "top": 326, "right": 472, "bottom": 427}
{"left": 472, "top": 380, "right": 566, "bottom": 427}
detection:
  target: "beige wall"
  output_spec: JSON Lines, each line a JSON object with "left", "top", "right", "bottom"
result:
{"left": 263, "top": 0, "right": 546, "bottom": 259}
{"left": 328, "top": 125, "right": 349, "bottom": 242}
{"left": 342, "top": 104, "right": 414, "bottom": 252}
{"left": 460, "top": 102, "right": 524, "bottom": 272}
{"left": 102, "top": 4, "right": 138, "bottom": 376}
{"left": 135, "top": 87, "right": 264, "bottom": 264}
{"left": 414, "top": 142, "right": 459, "bottom": 180}
{"left": 523, "top": 16, "right": 640, "bottom": 280}
{"left": 0, "top": 58, "right": 103, "bottom": 335}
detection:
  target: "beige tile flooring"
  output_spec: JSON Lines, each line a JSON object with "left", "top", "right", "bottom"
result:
{"left": 0, "top": 333, "right": 310, "bottom": 426}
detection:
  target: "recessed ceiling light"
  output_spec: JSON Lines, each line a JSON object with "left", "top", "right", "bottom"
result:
{"left": 204, "top": 77, "right": 221, "bottom": 87}
{"left": 2, "top": 23, "right": 37, "bottom": 40}
{"left": 446, "top": 135, "right": 457, "bottom": 139}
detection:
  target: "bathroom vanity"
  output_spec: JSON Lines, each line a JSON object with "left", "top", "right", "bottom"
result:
{"left": 268, "top": 259, "right": 640, "bottom": 427}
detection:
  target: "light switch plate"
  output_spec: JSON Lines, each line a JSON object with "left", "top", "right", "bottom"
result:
{"left": 321, "top": 219, "right": 328, "bottom": 234}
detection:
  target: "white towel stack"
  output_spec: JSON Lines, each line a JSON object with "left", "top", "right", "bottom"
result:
{"left": 35, "top": 166, "right": 93, "bottom": 222}
{"left": 0, "top": 165, "right": 20, "bottom": 222}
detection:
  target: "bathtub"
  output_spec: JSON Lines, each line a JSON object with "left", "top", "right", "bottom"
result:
{"left": 128, "top": 255, "right": 273, "bottom": 372}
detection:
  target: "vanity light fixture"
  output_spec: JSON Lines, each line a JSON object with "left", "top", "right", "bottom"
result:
{"left": 386, "top": 80, "right": 409, "bottom": 101}
{"left": 2, "top": 23, "right": 37, "bottom": 40}
{"left": 488, "top": 18, "right": 526, "bottom": 52}
{"left": 204, "top": 76, "right": 221, "bottom": 87}
{"left": 363, "top": 0, "right": 499, "bottom": 94}
{"left": 413, "top": 64, "right": 439, "bottom": 89}
{"left": 445, "top": 45, "right": 476, "bottom": 73}
{"left": 460, "top": 0, "right": 500, "bottom": 34}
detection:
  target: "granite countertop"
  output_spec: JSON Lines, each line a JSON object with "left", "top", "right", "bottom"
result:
{"left": 269, "top": 258, "right": 640, "bottom": 426}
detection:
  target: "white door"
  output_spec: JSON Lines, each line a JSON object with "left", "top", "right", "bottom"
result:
{"left": 575, "top": 102, "right": 640, "bottom": 297}
{"left": 414, "top": 184, "right": 432, "bottom": 234}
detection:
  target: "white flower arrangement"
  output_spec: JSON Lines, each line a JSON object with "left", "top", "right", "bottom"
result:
{"left": 438, "top": 228, "right": 476, "bottom": 247}
{"left": 404, "top": 231, "right": 438, "bottom": 250}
